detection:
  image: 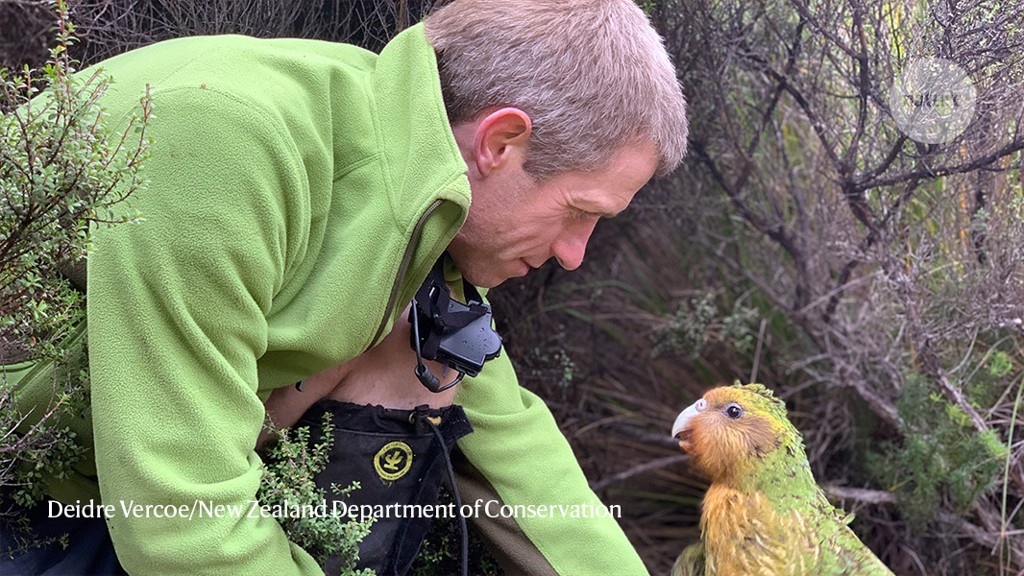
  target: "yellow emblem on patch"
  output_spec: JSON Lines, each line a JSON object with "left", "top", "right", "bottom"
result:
{"left": 373, "top": 441, "right": 414, "bottom": 481}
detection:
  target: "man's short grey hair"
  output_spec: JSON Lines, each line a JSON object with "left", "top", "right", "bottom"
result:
{"left": 424, "top": 0, "right": 688, "bottom": 180}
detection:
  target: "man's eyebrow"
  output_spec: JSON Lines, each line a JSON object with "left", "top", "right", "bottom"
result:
{"left": 573, "top": 197, "right": 627, "bottom": 218}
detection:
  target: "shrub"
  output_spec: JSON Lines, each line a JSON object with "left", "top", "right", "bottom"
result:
{"left": 0, "top": 0, "right": 150, "bottom": 509}
{"left": 258, "top": 414, "right": 374, "bottom": 576}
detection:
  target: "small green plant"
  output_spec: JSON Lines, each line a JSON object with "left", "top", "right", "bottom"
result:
{"left": 529, "top": 347, "right": 577, "bottom": 389}
{"left": 965, "top": 350, "right": 1014, "bottom": 411}
{"left": 0, "top": 341, "right": 88, "bottom": 510}
{"left": 529, "top": 328, "right": 578, "bottom": 389}
{"left": 0, "top": 0, "right": 150, "bottom": 353}
{"left": 865, "top": 373, "right": 1009, "bottom": 529}
{"left": 408, "top": 485, "right": 502, "bottom": 576}
{"left": 258, "top": 413, "right": 375, "bottom": 576}
{"left": 649, "top": 292, "right": 758, "bottom": 359}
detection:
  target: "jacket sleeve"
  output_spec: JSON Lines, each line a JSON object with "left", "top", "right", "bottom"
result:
{"left": 453, "top": 350, "right": 649, "bottom": 576}
{"left": 87, "top": 87, "right": 322, "bottom": 575}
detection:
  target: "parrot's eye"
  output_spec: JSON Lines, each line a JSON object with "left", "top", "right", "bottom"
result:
{"left": 724, "top": 403, "right": 743, "bottom": 419}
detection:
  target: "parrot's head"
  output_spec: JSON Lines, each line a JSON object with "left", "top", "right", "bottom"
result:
{"left": 671, "top": 382, "right": 797, "bottom": 483}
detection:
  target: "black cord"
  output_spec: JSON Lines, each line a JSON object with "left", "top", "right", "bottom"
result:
{"left": 411, "top": 302, "right": 428, "bottom": 372}
{"left": 426, "top": 421, "right": 468, "bottom": 576}
{"left": 438, "top": 372, "right": 465, "bottom": 392}
{"left": 411, "top": 304, "right": 465, "bottom": 393}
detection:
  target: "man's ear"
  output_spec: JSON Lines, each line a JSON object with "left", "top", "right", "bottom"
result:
{"left": 470, "top": 107, "right": 532, "bottom": 177}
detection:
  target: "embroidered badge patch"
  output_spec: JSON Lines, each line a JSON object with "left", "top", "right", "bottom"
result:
{"left": 374, "top": 441, "right": 414, "bottom": 481}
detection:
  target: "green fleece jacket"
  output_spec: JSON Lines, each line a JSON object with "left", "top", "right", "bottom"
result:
{"left": 9, "top": 24, "right": 647, "bottom": 576}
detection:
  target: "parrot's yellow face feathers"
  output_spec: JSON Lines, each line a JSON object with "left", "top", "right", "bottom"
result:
{"left": 672, "top": 383, "right": 793, "bottom": 484}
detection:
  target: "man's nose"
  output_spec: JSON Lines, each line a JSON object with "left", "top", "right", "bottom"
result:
{"left": 553, "top": 219, "right": 598, "bottom": 271}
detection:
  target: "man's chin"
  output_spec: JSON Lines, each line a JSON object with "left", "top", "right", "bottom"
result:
{"left": 447, "top": 254, "right": 524, "bottom": 289}
{"left": 457, "top": 267, "right": 503, "bottom": 289}
{"left": 478, "top": 274, "right": 508, "bottom": 289}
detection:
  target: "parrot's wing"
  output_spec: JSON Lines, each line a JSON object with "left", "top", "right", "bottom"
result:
{"left": 828, "top": 522, "right": 896, "bottom": 576}
{"left": 799, "top": 492, "right": 896, "bottom": 576}
{"left": 671, "top": 542, "right": 705, "bottom": 576}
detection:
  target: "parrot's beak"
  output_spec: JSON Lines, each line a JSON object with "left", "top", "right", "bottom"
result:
{"left": 672, "top": 398, "right": 707, "bottom": 453}
{"left": 671, "top": 403, "right": 699, "bottom": 439}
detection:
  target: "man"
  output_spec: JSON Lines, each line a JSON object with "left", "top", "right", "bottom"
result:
{"left": 3, "top": 0, "right": 687, "bottom": 574}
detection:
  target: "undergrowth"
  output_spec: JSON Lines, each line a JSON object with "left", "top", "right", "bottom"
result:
{"left": 258, "top": 412, "right": 375, "bottom": 576}
{"left": 865, "top": 371, "right": 1010, "bottom": 530}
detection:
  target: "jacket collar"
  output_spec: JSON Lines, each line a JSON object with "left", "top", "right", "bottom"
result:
{"left": 370, "top": 23, "right": 471, "bottom": 227}
{"left": 367, "top": 24, "right": 475, "bottom": 342}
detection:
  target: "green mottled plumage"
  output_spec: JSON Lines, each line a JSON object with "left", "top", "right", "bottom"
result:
{"left": 671, "top": 383, "right": 894, "bottom": 576}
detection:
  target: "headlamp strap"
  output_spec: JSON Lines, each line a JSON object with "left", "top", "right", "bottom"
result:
{"left": 413, "top": 256, "right": 488, "bottom": 332}
{"left": 409, "top": 254, "right": 499, "bottom": 393}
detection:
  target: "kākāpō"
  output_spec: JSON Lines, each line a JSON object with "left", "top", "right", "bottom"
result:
{"left": 670, "top": 382, "right": 894, "bottom": 576}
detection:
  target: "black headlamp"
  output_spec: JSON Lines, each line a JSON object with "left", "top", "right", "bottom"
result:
{"left": 408, "top": 255, "right": 503, "bottom": 393}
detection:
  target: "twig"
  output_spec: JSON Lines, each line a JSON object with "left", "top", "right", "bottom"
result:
{"left": 823, "top": 486, "right": 1024, "bottom": 570}
{"left": 591, "top": 454, "right": 690, "bottom": 493}
{"left": 823, "top": 484, "right": 897, "bottom": 505}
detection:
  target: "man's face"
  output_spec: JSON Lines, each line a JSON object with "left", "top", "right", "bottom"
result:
{"left": 448, "top": 141, "right": 659, "bottom": 288}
